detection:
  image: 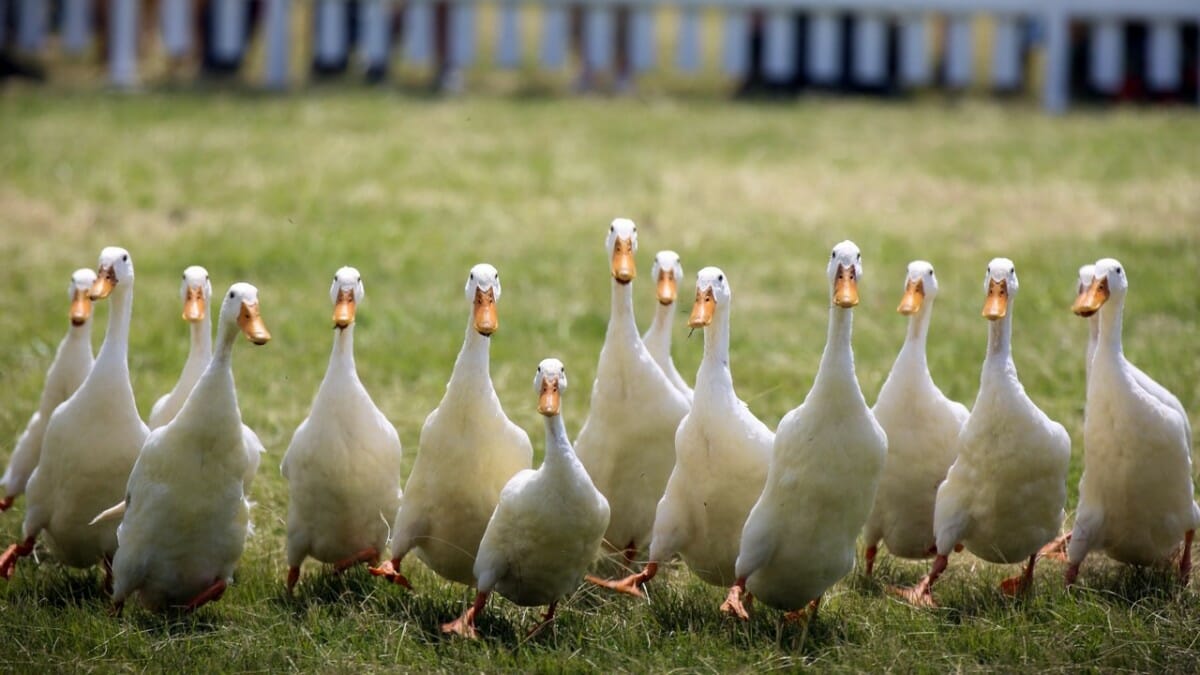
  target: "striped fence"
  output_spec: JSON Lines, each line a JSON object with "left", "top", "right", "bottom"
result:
{"left": 4, "top": 0, "right": 1198, "bottom": 111}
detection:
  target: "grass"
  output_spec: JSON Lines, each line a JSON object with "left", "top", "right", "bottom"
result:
{"left": 0, "top": 87, "right": 1198, "bottom": 671}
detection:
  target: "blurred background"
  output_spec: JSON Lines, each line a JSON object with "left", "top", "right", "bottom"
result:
{"left": 1, "top": 0, "right": 1197, "bottom": 110}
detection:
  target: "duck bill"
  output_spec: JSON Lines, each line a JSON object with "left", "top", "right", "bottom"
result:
{"left": 982, "top": 279, "right": 1008, "bottom": 320}
{"left": 69, "top": 288, "right": 92, "bottom": 325}
{"left": 182, "top": 287, "right": 206, "bottom": 323}
{"left": 537, "top": 376, "right": 561, "bottom": 416}
{"left": 656, "top": 270, "right": 677, "bottom": 305}
{"left": 611, "top": 237, "right": 636, "bottom": 284}
{"left": 1072, "top": 278, "right": 1108, "bottom": 317}
{"left": 473, "top": 287, "right": 498, "bottom": 336}
{"left": 238, "top": 302, "right": 272, "bottom": 345}
{"left": 897, "top": 279, "right": 924, "bottom": 315}
{"left": 333, "top": 288, "right": 356, "bottom": 329}
{"left": 688, "top": 287, "right": 715, "bottom": 328}
{"left": 90, "top": 266, "right": 116, "bottom": 300}
{"left": 833, "top": 265, "right": 859, "bottom": 308}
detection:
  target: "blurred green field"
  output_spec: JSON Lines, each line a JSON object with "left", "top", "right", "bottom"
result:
{"left": 0, "top": 89, "right": 1198, "bottom": 671}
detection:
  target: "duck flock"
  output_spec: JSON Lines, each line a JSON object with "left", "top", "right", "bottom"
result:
{"left": 0, "top": 219, "right": 1195, "bottom": 639}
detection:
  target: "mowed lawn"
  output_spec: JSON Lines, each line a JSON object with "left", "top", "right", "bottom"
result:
{"left": 0, "top": 89, "right": 1198, "bottom": 671}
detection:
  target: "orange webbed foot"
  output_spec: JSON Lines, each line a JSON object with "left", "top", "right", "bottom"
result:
{"left": 999, "top": 574, "right": 1030, "bottom": 596}
{"left": 333, "top": 547, "right": 379, "bottom": 574}
{"left": 889, "top": 579, "right": 938, "bottom": 608}
{"left": 368, "top": 559, "right": 413, "bottom": 589}
{"left": 0, "top": 496, "right": 13, "bottom": 512}
{"left": 720, "top": 581, "right": 751, "bottom": 621}
{"left": 0, "top": 536, "right": 36, "bottom": 580}
{"left": 588, "top": 572, "right": 645, "bottom": 598}
{"left": 184, "top": 578, "right": 227, "bottom": 612}
{"left": 1038, "top": 533, "right": 1071, "bottom": 562}
{"left": 441, "top": 610, "right": 478, "bottom": 640}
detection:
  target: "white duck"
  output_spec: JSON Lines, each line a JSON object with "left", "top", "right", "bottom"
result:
{"left": 897, "top": 259, "right": 1070, "bottom": 606}
{"left": 863, "top": 261, "right": 968, "bottom": 575}
{"left": 722, "top": 241, "right": 886, "bottom": 620}
{"left": 0, "top": 268, "right": 97, "bottom": 512}
{"left": 110, "top": 282, "right": 271, "bottom": 612}
{"left": 0, "top": 247, "right": 148, "bottom": 582}
{"left": 642, "top": 250, "right": 693, "bottom": 403}
{"left": 444, "top": 359, "right": 610, "bottom": 639}
{"left": 593, "top": 267, "right": 771, "bottom": 596}
{"left": 282, "top": 267, "right": 404, "bottom": 594}
{"left": 575, "top": 219, "right": 690, "bottom": 567}
{"left": 147, "top": 266, "right": 266, "bottom": 491}
{"left": 371, "top": 264, "right": 532, "bottom": 588}
{"left": 1062, "top": 259, "right": 1198, "bottom": 585}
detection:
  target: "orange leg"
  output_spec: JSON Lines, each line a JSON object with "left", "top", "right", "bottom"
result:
{"left": 525, "top": 601, "right": 558, "bottom": 639}
{"left": 333, "top": 547, "right": 379, "bottom": 573}
{"left": 102, "top": 555, "right": 114, "bottom": 595}
{"left": 720, "top": 577, "right": 752, "bottom": 620}
{"left": 442, "top": 590, "right": 488, "bottom": 639}
{"left": 1000, "top": 554, "right": 1036, "bottom": 596}
{"left": 368, "top": 557, "right": 413, "bottom": 590}
{"left": 184, "top": 578, "right": 227, "bottom": 612}
{"left": 1039, "top": 532, "right": 1072, "bottom": 562}
{"left": 784, "top": 597, "right": 821, "bottom": 623}
{"left": 587, "top": 561, "right": 657, "bottom": 598}
{"left": 622, "top": 540, "right": 638, "bottom": 566}
{"left": 285, "top": 566, "right": 301, "bottom": 595}
{"left": 890, "top": 552, "right": 949, "bottom": 607}
{"left": 0, "top": 496, "right": 13, "bottom": 512}
{"left": 865, "top": 545, "right": 878, "bottom": 577}
{"left": 1180, "top": 529, "right": 1193, "bottom": 586}
{"left": 0, "top": 536, "right": 36, "bottom": 580}
{"left": 1065, "top": 561, "right": 1081, "bottom": 587}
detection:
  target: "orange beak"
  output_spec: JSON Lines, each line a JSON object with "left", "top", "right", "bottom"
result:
{"left": 688, "top": 287, "right": 716, "bottom": 328}
{"left": 611, "top": 237, "right": 636, "bottom": 284}
{"left": 897, "top": 279, "right": 924, "bottom": 315}
{"left": 656, "top": 269, "right": 677, "bottom": 305}
{"left": 473, "top": 287, "right": 498, "bottom": 336}
{"left": 538, "top": 376, "right": 561, "bottom": 416}
{"left": 182, "top": 286, "right": 206, "bottom": 323}
{"left": 90, "top": 266, "right": 116, "bottom": 300}
{"left": 982, "top": 278, "right": 1009, "bottom": 320}
{"left": 69, "top": 288, "right": 92, "bottom": 325}
{"left": 834, "top": 264, "right": 859, "bottom": 308}
{"left": 1072, "top": 277, "right": 1109, "bottom": 317}
{"left": 333, "top": 288, "right": 356, "bottom": 329}
{"left": 238, "top": 301, "right": 271, "bottom": 345}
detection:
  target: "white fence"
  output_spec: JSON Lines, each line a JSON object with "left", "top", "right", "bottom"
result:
{"left": 5, "top": 0, "right": 1199, "bottom": 111}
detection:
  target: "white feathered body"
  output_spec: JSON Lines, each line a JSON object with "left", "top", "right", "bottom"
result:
{"left": 283, "top": 334, "right": 403, "bottom": 566}
{"left": 111, "top": 366, "right": 250, "bottom": 610}
{"left": 576, "top": 285, "right": 689, "bottom": 554}
{"left": 1069, "top": 351, "right": 1199, "bottom": 566}
{"left": 475, "top": 419, "right": 610, "bottom": 605}
{"left": 866, "top": 348, "right": 968, "bottom": 559}
{"left": 389, "top": 333, "right": 532, "bottom": 586}
{"left": 2, "top": 325, "right": 93, "bottom": 499}
{"left": 650, "top": 351, "right": 770, "bottom": 586}
{"left": 933, "top": 358, "right": 1070, "bottom": 564}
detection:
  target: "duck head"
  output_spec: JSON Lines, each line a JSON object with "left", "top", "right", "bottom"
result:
{"left": 331, "top": 266, "right": 365, "bottom": 330}
{"left": 1073, "top": 258, "right": 1126, "bottom": 317}
{"left": 688, "top": 266, "right": 730, "bottom": 328}
{"left": 221, "top": 282, "right": 271, "bottom": 345}
{"left": 827, "top": 240, "right": 862, "bottom": 308}
{"left": 982, "top": 258, "right": 1018, "bottom": 320}
{"left": 90, "top": 246, "right": 134, "bottom": 300}
{"left": 651, "top": 251, "right": 683, "bottom": 305}
{"left": 465, "top": 263, "right": 501, "bottom": 337}
{"left": 1072, "top": 264, "right": 1096, "bottom": 317}
{"left": 179, "top": 266, "right": 212, "bottom": 323}
{"left": 68, "top": 268, "right": 98, "bottom": 326}
{"left": 535, "top": 358, "right": 568, "bottom": 417}
{"left": 606, "top": 219, "right": 638, "bottom": 284}
{"left": 897, "top": 260, "right": 937, "bottom": 315}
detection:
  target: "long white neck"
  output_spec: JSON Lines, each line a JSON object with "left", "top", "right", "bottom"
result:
{"left": 1085, "top": 314, "right": 1099, "bottom": 381}
{"left": 446, "top": 317, "right": 493, "bottom": 395}
{"left": 898, "top": 304, "right": 934, "bottom": 372}
{"left": 608, "top": 281, "right": 639, "bottom": 343}
{"left": 184, "top": 313, "right": 242, "bottom": 431}
{"left": 981, "top": 313, "right": 1017, "bottom": 386}
{"left": 65, "top": 320, "right": 93, "bottom": 353}
{"left": 541, "top": 413, "right": 580, "bottom": 474}
{"left": 1095, "top": 295, "right": 1125, "bottom": 361}
{"left": 89, "top": 283, "right": 137, "bottom": 409}
{"left": 315, "top": 324, "right": 361, "bottom": 404}
{"left": 811, "top": 303, "right": 858, "bottom": 398}
{"left": 643, "top": 301, "right": 674, "bottom": 353}
{"left": 697, "top": 303, "right": 733, "bottom": 391}
{"left": 184, "top": 315, "right": 214, "bottom": 375}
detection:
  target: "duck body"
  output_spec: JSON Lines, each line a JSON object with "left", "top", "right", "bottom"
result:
{"left": 111, "top": 282, "right": 268, "bottom": 610}
{"left": 21, "top": 250, "right": 147, "bottom": 569}
{"left": 2, "top": 270, "right": 96, "bottom": 505}
{"left": 642, "top": 250, "right": 692, "bottom": 403}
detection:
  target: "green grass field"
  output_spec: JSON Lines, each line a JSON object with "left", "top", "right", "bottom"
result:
{"left": 1, "top": 89, "right": 1198, "bottom": 671}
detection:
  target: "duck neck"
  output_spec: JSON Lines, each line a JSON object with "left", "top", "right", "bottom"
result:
{"left": 541, "top": 413, "right": 576, "bottom": 472}
{"left": 699, "top": 305, "right": 732, "bottom": 379}
{"left": 1095, "top": 296, "right": 1125, "bottom": 360}
{"left": 608, "top": 280, "right": 639, "bottom": 342}
{"left": 1085, "top": 314, "right": 1099, "bottom": 379}
{"left": 93, "top": 283, "right": 135, "bottom": 389}
{"left": 813, "top": 303, "right": 856, "bottom": 393}
{"left": 901, "top": 306, "right": 933, "bottom": 366}
{"left": 183, "top": 317, "right": 240, "bottom": 433}
{"left": 447, "top": 318, "right": 493, "bottom": 392}
{"left": 643, "top": 301, "right": 674, "bottom": 352}
{"left": 66, "top": 320, "right": 93, "bottom": 350}
{"left": 983, "top": 313, "right": 1015, "bottom": 375}
{"left": 184, "top": 315, "right": 214, "bottom": 374}
{"left": 324, "top": 324, "right": 357, "bottom": 382}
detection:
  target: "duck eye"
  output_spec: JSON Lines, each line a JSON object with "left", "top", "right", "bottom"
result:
{"left": 122, "top": 254, "right": 128, "bottom": 261}
{"left": 831, "top": 251, "right": 836, "bottom": 259}
{"left": 717, "top": 274, "right": 724, "bottom": 282}
{"left": 1116, "top": 267, "right": 1122, "bottom": 275}
{"left": 228, "top": 291, "right": 235, "bottom": 299}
